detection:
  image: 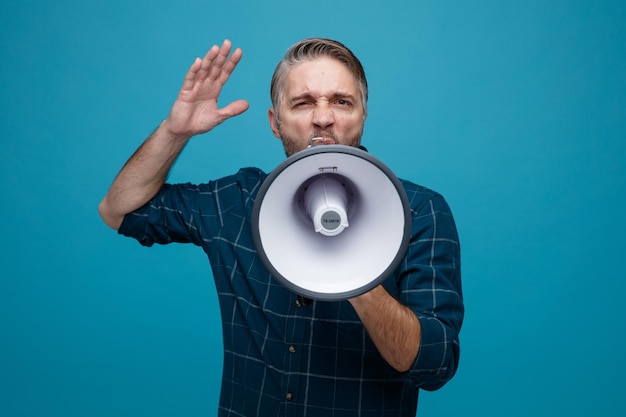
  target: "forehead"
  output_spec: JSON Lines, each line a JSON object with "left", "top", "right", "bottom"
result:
{"left": 282, "top": 57, "right": 360, "bottom": 99}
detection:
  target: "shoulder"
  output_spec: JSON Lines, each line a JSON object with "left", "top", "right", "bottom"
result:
{"left": 399, "top": 178, "right": 451, "bottom": 214}
{"left": 215, "top": 168, "right": 268, "bottom": 198}
{"left": 172, "top": 168, "right": 268, "bottom": 193}
{"left": 208, "top": 167, "right": 267, "bottom": 185}
{"left": 399, "top": 178, "right": 460, "bottom": 247}
{"left": 233, "top": 167, "right": 268, "bottom": 183}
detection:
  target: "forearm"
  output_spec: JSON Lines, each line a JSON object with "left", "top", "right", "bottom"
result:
{"left": 99, "top": 41, "right": 248, "bottom": 230}
{"left": 349, "top": 285, "right": 421, "bottom": 372}
{"left": 98, "top": 120, "right": 190, "bottom": 230}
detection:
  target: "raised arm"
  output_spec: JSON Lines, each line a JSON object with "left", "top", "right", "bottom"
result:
{"left": 98, "top": 40, "right": 249, "bottom": 230}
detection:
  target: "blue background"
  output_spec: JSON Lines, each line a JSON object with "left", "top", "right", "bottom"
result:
{"left": 1, "top": 0, "right": 625, "bottom": 415}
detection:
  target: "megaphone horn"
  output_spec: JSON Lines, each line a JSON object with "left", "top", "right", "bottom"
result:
{"left": 251, "top": 144, "right": 411, "bottom": 301}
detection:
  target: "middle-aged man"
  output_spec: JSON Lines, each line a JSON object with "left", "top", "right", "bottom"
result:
{"left": 99, "top": 38, "right": 464, "bottom": 416}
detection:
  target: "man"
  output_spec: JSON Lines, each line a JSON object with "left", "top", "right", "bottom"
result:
{"left": 99, "top": 38, "right": 463, "bottom": 416}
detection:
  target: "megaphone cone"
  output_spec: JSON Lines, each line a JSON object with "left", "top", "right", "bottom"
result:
{"left": 251, "top": 145, "right": 411, "bottom": 301}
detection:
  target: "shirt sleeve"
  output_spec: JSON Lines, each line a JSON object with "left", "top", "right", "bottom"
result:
{"left": 388, "top": 188, "right": 464, "bottom": 391}
{"left": 117, "top": 183, "right": 212, "bottom": 247}
{"left": 117, "top": 168, "right": 266, "bottom": 248}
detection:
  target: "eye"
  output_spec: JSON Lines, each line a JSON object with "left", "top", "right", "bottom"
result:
{"left": 334, "top": 99, "right": 351, "bottom": 107}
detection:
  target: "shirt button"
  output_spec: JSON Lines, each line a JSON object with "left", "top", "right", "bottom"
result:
{"left": 286, "top": 392, "right": 293, "bottom": 401}
{"left": 295, "top": 296, "right": 312, "bottom": 307}
{"left": 289, "top": 345, "right": 297, "bottom": 353}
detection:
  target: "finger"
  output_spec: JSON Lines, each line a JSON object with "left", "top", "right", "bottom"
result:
{"left": 180, "top": 57, "right": 203, "bottom": 91}
{"left": 207, "top": 39, "right": 233, "bottom": 81}
{"left": 217, "top": 47, "right": 243, "bottom": 85}
{"left": 196, "top": 44, "right": 220, "bottom": 80}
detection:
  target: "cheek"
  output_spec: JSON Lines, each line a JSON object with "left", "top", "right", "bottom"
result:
{"left": 281, "top": 117, "right": 311, "bottom": 137}
{"left": 339, "top": 115, "right": 365, "bottom": 132}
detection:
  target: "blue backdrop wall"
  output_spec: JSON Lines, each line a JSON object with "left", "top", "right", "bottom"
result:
{"left": 1, "top": 1, "right": 625, "bottom": 416}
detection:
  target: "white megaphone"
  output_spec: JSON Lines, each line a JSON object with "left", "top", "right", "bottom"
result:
{"left": 251, "top": 144, "right": 411, "bottom": 301}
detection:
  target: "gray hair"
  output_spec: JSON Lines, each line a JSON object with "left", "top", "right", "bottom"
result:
{"left": 270, "top": 38, "right": 368, "bottom": 120}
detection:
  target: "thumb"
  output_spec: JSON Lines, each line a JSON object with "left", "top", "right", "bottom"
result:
{"left": 219, "top": 99, "right": 250, "bottom": 121}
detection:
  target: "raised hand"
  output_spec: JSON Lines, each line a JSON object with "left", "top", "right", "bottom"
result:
{"left": 163, "top": 39, "right": 249, "bottom": 138}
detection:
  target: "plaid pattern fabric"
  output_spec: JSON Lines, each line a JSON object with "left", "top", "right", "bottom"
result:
{"left": 119, "top": 168, "right": 463, "bottom": 417}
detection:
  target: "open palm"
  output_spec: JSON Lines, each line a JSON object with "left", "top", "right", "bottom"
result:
{"left": 165, "top": 40, "right": 249, "bottom": 138}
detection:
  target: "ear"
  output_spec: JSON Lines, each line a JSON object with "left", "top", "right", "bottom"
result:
{"left": 268, "top": 108, "right": 281, "bottom": 138}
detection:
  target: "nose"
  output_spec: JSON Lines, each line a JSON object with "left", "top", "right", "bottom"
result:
{"left": 311, "top": 101, "right": 335, "bottom": 129}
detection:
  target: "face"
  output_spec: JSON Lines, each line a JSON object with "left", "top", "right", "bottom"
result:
{"left": 269, "top": 57, "right": 366, "bottom": 157}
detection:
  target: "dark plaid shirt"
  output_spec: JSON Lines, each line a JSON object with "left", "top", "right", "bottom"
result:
{"left": 119, "top": 167, "right": 463, "bottom": 417}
